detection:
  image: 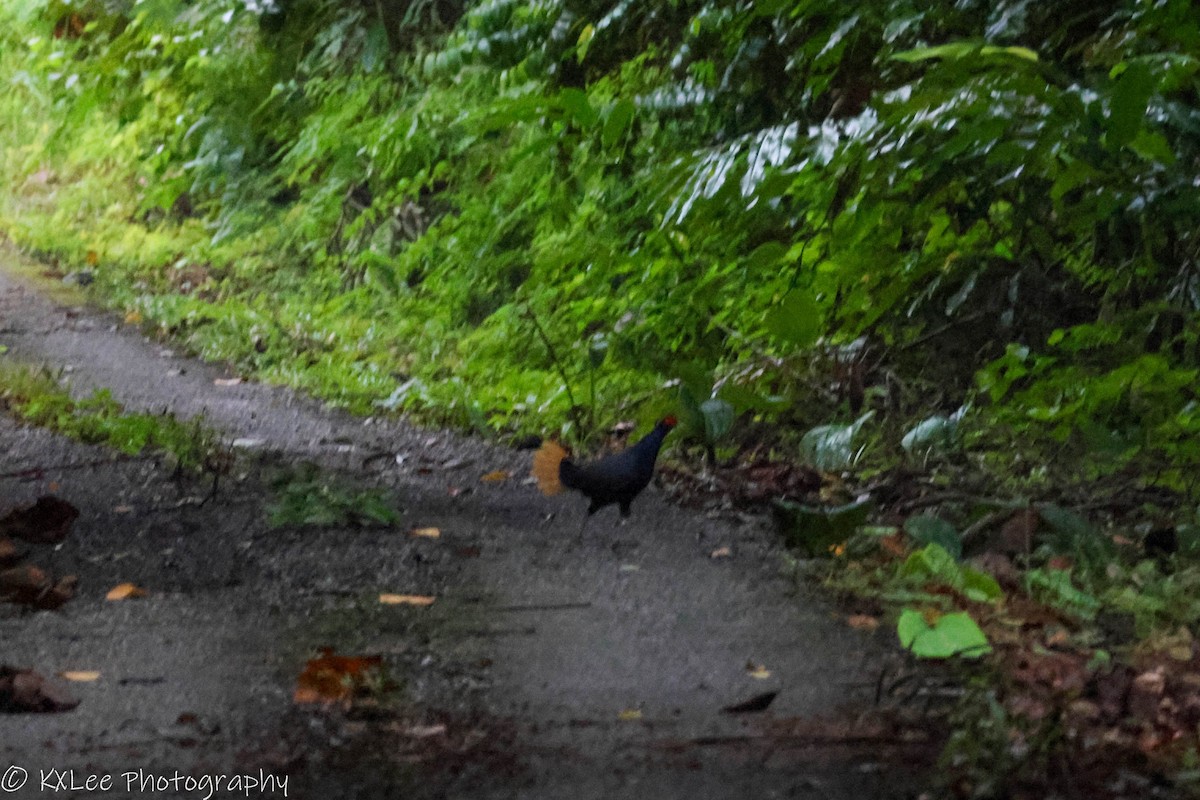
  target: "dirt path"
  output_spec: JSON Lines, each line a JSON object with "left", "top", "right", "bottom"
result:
{"left": 0, "top": 250, "right": 928, "bottom": 798}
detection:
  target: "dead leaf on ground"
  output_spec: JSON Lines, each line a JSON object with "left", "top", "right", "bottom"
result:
{"left": 124, "top": 310, "right": 142, "bottom": 325}
{"left": 722, "top": 690, "right": 778, "bottom": 714}
{"left": 617, "top": 708, "right": 643, "bottom": 721}
{"left": 400, "top": 723, "right": 447, "bottom": 738}
{"left": 480, "top": 470, "right": 509, "bottom": 483}
{"left": 0, "top": 496, "right": 80, "bottom": 544}
{"left": 213, "top": 377, "right": 242, "bottom": 387}
{"left": 410, "top": 527, "right": 441, "bottom": 539}
{"left": 106, "top": 582, "right": 148, "bottom": 601}
{"left": 379, "top": 594, "right": 436, "bottom": 606}
{"left": 746, "top": 662, "right": 771, "bottom": 680}
{"left": 59, "top": 671, "right": 101, "bottom": 682}
{"left": 293, "top": 648, "right": 383, "bottom": 706}
{"left": 710, "top": 546, "right": 732, "bottom": 559}
{"left": 1, "top": 566, "right": 76, "bottom": 609}
{"left": 846, "top": 614, "right": 880, "bottom": 631}
{"left": 0, "top": 666, "right": 79, "bottom": 713}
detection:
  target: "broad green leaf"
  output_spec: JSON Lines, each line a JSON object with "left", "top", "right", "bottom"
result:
{"left": 575, "top": 23, "right": 595, "bottom": 63}
{"left": 801, "top": 411, "right": 873, "bottom": 470}
{"left": 961, "top": 567, "right": 1003, "bottom": 602}
{"left": 602, "top": 99, "right": 635, "bottom": 149}
{"left": 898, "top": 609, "right": 991, "bottom": 659}
{"left": 699, "top": 398, "right": 734, "bottom": 443}
{"left": 892, "top": 42, "right": 1037, "bottom": 63}
{"left": 559, "top": 88, "right": 598, "bottom": 128}
{"left": 1107, "top": 61, "right": 1154, "bottom": 148}
{"left": 901, "top": 542, "right": 960, "bottom": 582}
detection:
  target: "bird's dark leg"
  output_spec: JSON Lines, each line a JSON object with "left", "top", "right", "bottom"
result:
{"left": 578, "top": 502, "right": 600, "bottom": 541}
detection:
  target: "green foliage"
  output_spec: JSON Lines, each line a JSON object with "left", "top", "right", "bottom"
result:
{"left": 897, "top": 608, "right": 991, "bottom": 659}
{"left": 0, "top": 363, "right": 219, "bottom": 470}
{"left": 901, "top": 543, "right": 1003, "bottom": 603}
{"left": 1, "top": 0, "right": 1199, "bottom": 479}
{"left": 801, "top": 411, "right": 874, "bottom": 470}
{"left": 268, "top": 463, "right": 401, "bottom": 528}
{"left": 773, "top": 498, "right": 873, "bottom": 557}
{"left": 903, "top": 515, "right": 962, "bottom": 560}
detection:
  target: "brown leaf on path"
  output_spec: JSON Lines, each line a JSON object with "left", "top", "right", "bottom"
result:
{"left": 617, "top": 708, "right": 643, "bottom": 721}
{"left": 293, "top": 648, "right": 383, "bottom": 705}
{"left": 1, "top": 566, "right": 76, "bottom": 609}
{"left": 722, "top": 690, "right": 778, "bottom": 714}
{"left": 379, "top": 594, "right": 436, "bottom": 606}
{"left": 0, "top": 666, "right": 80, "bottom": 713}
{"left": 410, "top": 527, "right": 441, "bottom": 539}
{"left": 59, "top": 671, "right": 101, "bottom": 682}
{"left": 0, "top": 496, "right": 80, "bottom": 544}
{"left": 709, "top": 546, "right": 733, "bottom": 559}
{"left": 106, "top": 582, "right": 148, "bottom": 601}
{"left": 480, "top": 470, "right": 509, "bottom": 483}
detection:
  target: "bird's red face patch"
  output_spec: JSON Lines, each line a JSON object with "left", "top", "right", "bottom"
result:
{"left": 663, "top": 415, "right": 678, "bottom": 427}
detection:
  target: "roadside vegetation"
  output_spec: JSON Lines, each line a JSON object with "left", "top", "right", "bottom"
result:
{"left": 0, "top": 361, "right": 224, "bottom": 474}
{"left": 1, "top": 0, "right": 1199, "bottom": 795}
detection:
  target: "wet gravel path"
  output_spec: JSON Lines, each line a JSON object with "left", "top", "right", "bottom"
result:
{"left": 0, "top": 250, "right": 927, "bottom": 799}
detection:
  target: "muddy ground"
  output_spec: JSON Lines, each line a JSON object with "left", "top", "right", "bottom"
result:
{"left": 0, "top": 250, "right": 930, "bottom": 799}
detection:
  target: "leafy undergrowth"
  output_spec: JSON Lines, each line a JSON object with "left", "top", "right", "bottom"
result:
{"left": 0, "top": 361, "right": 226, "bottom": 476}
{"left": 661, "top": 449, "right": 1200, "bottom": 799}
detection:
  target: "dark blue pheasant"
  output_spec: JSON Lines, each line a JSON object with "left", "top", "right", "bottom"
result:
{"left": 532, "top": 417, "right": 676, "bottom": 520}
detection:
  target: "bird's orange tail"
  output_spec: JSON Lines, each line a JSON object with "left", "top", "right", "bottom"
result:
{"left": 532, "top": 439, "right": 569, "bottom": 496}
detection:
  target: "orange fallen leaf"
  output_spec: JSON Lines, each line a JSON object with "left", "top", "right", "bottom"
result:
{"left": 480, "top": 470, "right": 510, "bottom": 483}
{"left": 106, "top": 582, "right": 148, "bottom": 601}
{"left": 294, "top": 648, "right": 383, "bottom": 705}
{"left": 59, "top": 670, "right": 101, "bottom": 682}
{"left": 410, "top": 527, "right": 441, "bottom": 539}
{"left": 617, "top": 708, "right": 643, "bottom": 721}
{"left": 379, "top": 594, "right": 436, "bottom": 606}
{"left": 124, "top": 310, "right": 142, "bottom": 324}
{"left": 846, "top": 614, "right": 880, "bottom": 631}
{"left": 85, "top": 250, "right": 99, "bottom": 266}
